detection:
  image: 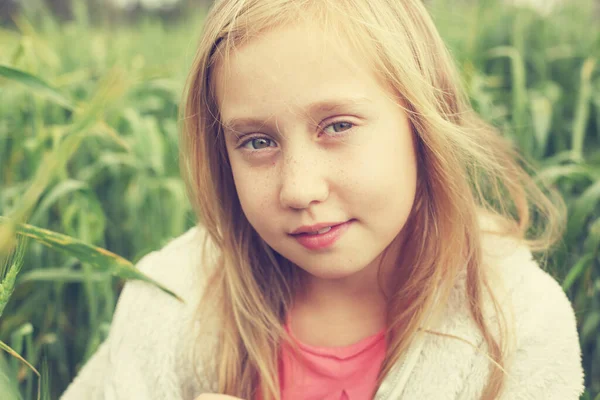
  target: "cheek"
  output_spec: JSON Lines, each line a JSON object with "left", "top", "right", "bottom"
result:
{"left": 344, "top": 135, "right": 417, "bottom": 204}
{"left": 229, "top": 161, "right": 277, "bottom": 225}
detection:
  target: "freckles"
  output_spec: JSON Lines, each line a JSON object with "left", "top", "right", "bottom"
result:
{"left": 337, "top": 166, "right": 352, "bottom": 188}
{"left": 249, "top": 177, "right": 275, "bottom": 208}
{"left": 261, "top": 184, "right": 272, "bottom": 208}
{"left": 337, "top": 170, "right": 365, "bottom": 201}
{"left": 343, "top": 157, "right": 372, "bottom": 189}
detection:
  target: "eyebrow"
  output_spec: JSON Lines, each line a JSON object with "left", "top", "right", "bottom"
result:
{"left": 221, "top": 96, "right": 371, "bottom": 136}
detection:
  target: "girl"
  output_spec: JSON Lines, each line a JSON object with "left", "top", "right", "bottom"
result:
{"left": 61, "top": 0, "right": 584, "bottom": 399}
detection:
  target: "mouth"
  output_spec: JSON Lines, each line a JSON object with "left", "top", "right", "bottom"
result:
{"left": 288, "top": 220, "right": 354, "bottom": 250}
{"left": 303, "top": 226, "right": 333, "bottom": 235}
{"left": 289, "top": 221, "right": 349, "bottom": 236}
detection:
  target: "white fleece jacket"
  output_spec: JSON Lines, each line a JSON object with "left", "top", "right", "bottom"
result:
{"left": 60, "top": 225, "right": 585, "bottom": 400}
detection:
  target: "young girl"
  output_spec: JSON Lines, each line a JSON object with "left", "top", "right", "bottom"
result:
{"left": 61, "top": 0, "right": 584, "bottom": 399}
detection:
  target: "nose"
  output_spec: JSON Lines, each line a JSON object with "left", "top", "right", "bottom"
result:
{"left": 279, "top": 144, "right": 329, "bottom": 210}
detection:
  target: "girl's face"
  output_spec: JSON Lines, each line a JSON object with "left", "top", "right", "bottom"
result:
{"left": 214, "top": 22, "right": 418, "bottom": 284}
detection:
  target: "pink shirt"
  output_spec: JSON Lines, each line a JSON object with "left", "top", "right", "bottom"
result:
{"left": 279, "top": 319, "right": 386, "bottom": 400}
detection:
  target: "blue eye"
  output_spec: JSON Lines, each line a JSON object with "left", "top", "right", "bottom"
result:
{"left": 240, "top": 137, "right": 276, "bottom": 150}
{"left": 237, "top": 121, "right": 354, "bottom": 151}
{"left": 323, "top": 121, "right": 354, "bottom": 135}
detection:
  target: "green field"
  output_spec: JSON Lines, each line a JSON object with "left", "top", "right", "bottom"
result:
{"left": 0, "top": 0, "right": 599, "bottom": 398}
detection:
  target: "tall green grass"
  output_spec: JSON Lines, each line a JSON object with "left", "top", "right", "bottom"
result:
{"left": 0, "top": 0, "right": 599, "bottom": 398}
{"left": 0, "top": 3, "right": 203, "bottom": 397}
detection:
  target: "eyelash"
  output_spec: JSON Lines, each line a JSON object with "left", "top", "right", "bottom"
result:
{"left": 237, "top": 120, "right": 355, "bottom": 151}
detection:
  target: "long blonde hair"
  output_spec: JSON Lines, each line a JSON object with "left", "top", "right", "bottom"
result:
{"left": 180, "top": 0, "right": 564, "bottom": 399}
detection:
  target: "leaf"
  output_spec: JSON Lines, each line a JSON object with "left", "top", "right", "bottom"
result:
{"left": 529, "top": 81, "right": 562, "bottom": 157}
{"left": 9, "top": 68, "right": 132, "bottom": 227}
{"left": 0, "top": 339, "right": 39, "bottom": 379}
{"left": 76, "top": 152, "right": 139, "bottom": 182}
{"left": 0, "top": 237, "right": 27, "bottom": 318}
{"left": 529, "top": 91, "right": 552, "bottom": 155}
{"left": 10, "top": 144, "right": 80, "bottom": 229}
{"left": 39, "top": 355, "right": 50, "bottom": 400}
{"left": 0, "top": 223, "right": 17, "bottom": 259}
{"left": 0, "top": 65, "right": 74, "bottom": 110}
{"left": 581, "top": 311, "right": 600, "bottom": 343}
{"left": 487, "top": 46, "right": 530, "bottom": 154}
{"left": 0, "top": 334, "right": 45, "bottom": 400}
{"left": 29, "top": 180, "right": 89, "bottom": 225}
{"left": 18, "top": 268, "right": 109, "bottom": 284}
{"left": 0, "top": 351, "right": 23, "bottom": 400}
{"left": 562, "top": 253, "right": 594, "bottom": 292}
{"left": 584, "top": 217, "right": 600, "bottom": 254}
{"left": 571, "top": 58, "right": 597, "bottom": 161}
{"left": 537, "top": 164, "right": 600, "bottom": 184}
{"left": 566, "top": 179, "right": 600, "bottom": 244}
{"left": 0, "top": 217, "right": 183, "bottom": 302}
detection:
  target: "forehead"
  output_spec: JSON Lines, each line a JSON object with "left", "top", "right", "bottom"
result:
{"left": 212, "top": 21, "right": 392, "bottom": 125}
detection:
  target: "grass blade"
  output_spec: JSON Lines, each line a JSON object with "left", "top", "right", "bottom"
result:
{"left": 17, "top": 268, "right": 109, "bottom": 283}
{"left": 0, "top": 351, "right": 23, "bottom": 400}
{"left": 571, "top": 58, "right": 597, "bottom": 161}
{"left": 0, "top": 339, "right": 39, "bottom": 379}
{"left": 0, "top": 65, "right": 74, "bottom": 110}
{"left": 0, "top": 237, "right": 27, "bottom": 318}
{"left": 488, "top": 46, "right": 529, "bottom": 153}
{"left": 0, "top": 217, "right": 183, "bottom": 302}
{"left": 562, "top": 253, "right": 594, "bottom": 292}
{"left": 565, "top": 179, "right": 600, "bottom": 244}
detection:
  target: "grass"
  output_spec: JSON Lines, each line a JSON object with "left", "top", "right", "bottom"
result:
{"left": 0, "top": 0, "right": 599, "bottom": 398}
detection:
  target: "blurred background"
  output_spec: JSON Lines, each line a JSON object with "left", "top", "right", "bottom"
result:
{"left": 0, "top": 0, "right": 599, "bottom": 398}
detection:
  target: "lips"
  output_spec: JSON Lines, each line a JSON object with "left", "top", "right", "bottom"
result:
{"left": 289, "top": 221, "right": 346, "bottom": 236}
{"left": 290, "top": 220, "right": 353, "bottom": 250}
{"left": 305, "top": 226, "right": 332, "bottom": 235}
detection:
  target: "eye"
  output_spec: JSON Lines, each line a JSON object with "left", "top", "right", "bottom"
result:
{"left": 239, "top": 136, "right": 276, "bottom": 150}
{"left": 322, "top": 121, "right": 354, "bottom": 136}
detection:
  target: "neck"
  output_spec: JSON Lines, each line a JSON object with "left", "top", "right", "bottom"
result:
{"left": 289, "top": 233, "right": 406, "bottom": 346}
{"left": 297, "top": 263, "right": 388, "bottom": 314}
{"left": 296, "top": 231, "right": 405, "bottom": 309}
{"left": 290, "top": 259, "right": 389, "bottom": 347}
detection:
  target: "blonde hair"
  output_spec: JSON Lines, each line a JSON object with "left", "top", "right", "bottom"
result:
{"left": 180, "top": 0, "right": 564, "bottom": 399}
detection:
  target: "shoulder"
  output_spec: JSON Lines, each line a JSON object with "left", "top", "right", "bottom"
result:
{"left": 110, "top": 224, "right": 214, "bottom": 343}
{"left": 129, "top": 226, "right": 210, "bottom": 297}
{"left": 479, "top": 226, "right": 578, "bottom": 343}
{"left": 478, "top": 231, "right": 585, "bottom": 399}
{"left": 102, "top": 226, "right": 216, "bottom": 398}
{"left": 477, "top": 212, "right": 580, "bottom": 337}
{"left": 110, "top": 226, "right": 208, "bottom": 329}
